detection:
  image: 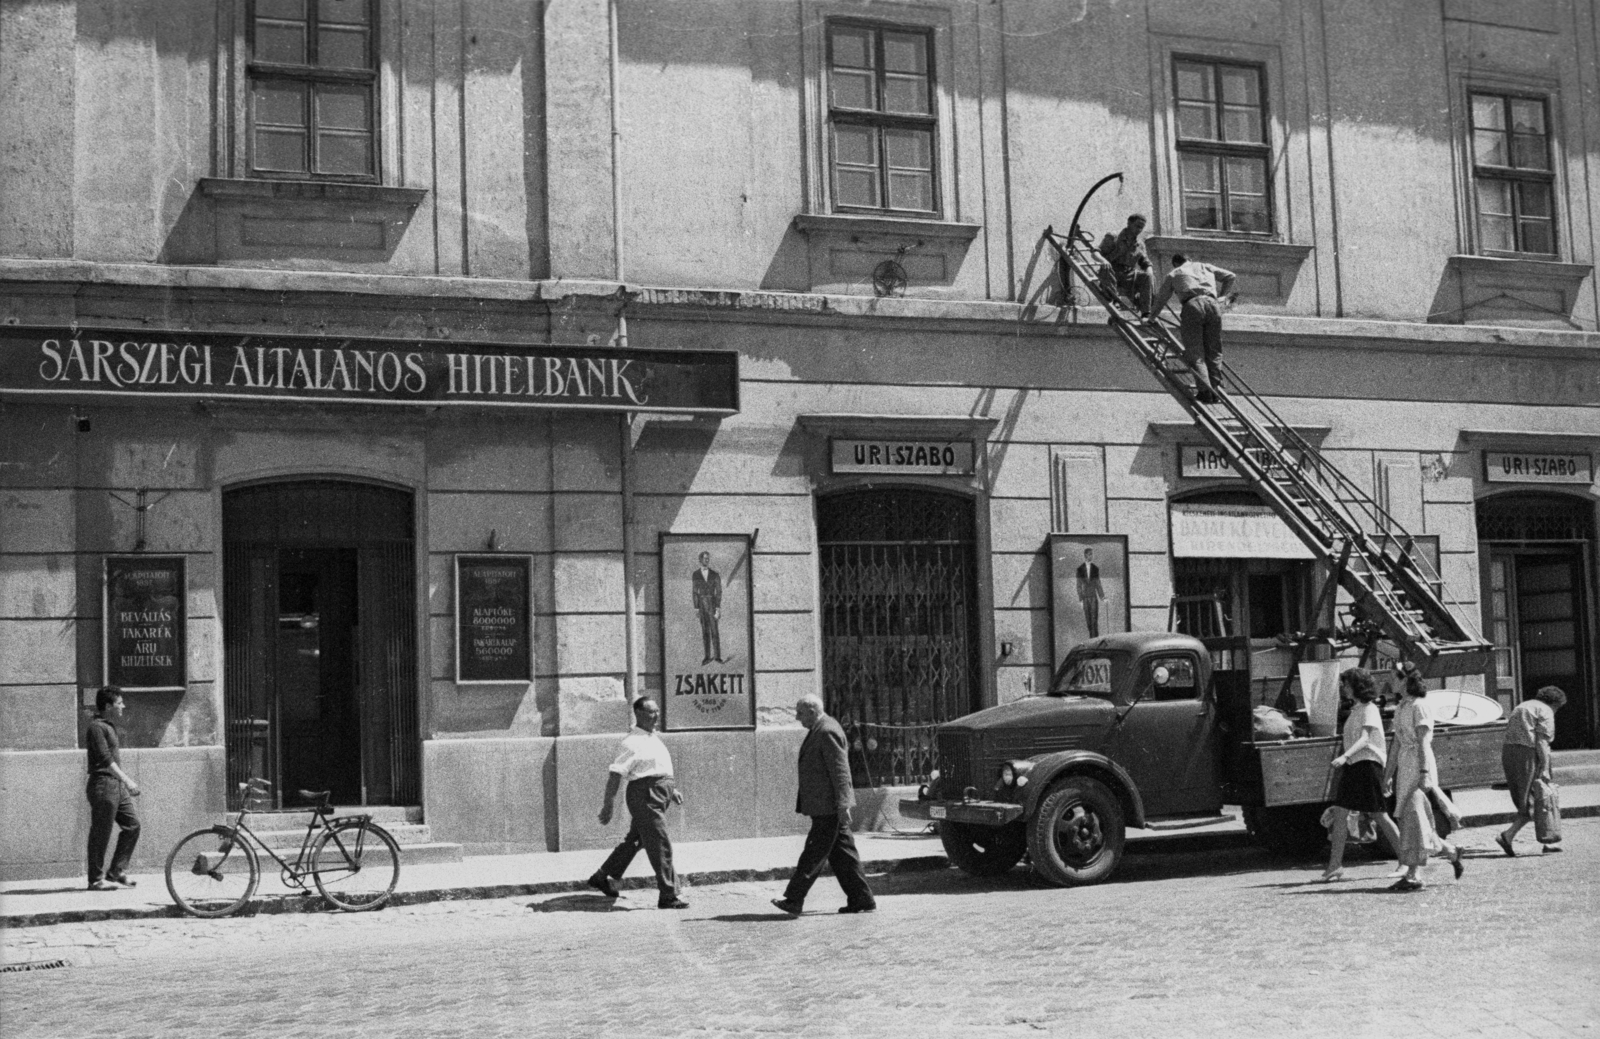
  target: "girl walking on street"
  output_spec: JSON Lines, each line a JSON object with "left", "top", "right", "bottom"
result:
{"left": 1320, "top": 668, "right": 1401, "bottom": 882}
{"left": 1386, "top": 664, "right": 1465, "bottom": 891}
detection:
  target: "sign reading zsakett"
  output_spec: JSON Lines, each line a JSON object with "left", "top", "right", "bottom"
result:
{"left": 0, "top": 326, "right": 739, "bottom": 414}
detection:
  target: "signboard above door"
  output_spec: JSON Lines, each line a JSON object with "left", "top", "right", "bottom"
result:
{"left": 1170, "top": 503, "right": 1314, "bottom": 559}
{"left": 1483, "top": 451, "right": 1592, "bottom": 485}
{"left": 0, "top": 326, "right": 739, "bottom": 415}
{"left": 1180, "top": 443, "right": 1306, "bottom": 480}
{"left": 831, "top": 439, "right": 976, "bottom": 475}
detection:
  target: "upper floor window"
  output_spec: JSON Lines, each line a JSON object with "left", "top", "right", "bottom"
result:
{"left": 1470, "top": 92, "right": 1555, "bottom": 255}
{"left": 1173, "top": 58, "right": 1270, "bottom": 235}
{"left": 827, "top": 23, "right": 937, "bottom": 215}
{"left": 248, "top": 0, "right": 377, "bottom": 181}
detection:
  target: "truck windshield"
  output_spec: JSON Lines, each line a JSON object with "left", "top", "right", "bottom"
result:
{"left": 1051, "top": 652, "right": 1127, "bottom": 699}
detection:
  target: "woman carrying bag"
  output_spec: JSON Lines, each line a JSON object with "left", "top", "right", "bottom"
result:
{"left": 1498, "top": 685, "right": 1567, "bottom": 856}
{"left": 1320, "top": 668, "right": 1402, "bottom": 882}
{"left": 1385, "top": 663, "right": 1465, "bottom": 891}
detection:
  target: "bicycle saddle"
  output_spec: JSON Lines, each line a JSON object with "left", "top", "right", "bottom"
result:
{"left": 296, "top": 790, "right": 334, "bottom": 814}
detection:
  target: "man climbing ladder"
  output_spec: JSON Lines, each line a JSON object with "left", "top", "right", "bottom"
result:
{"left": 1150, "top": 252, "right": 1237, "bottom": 405}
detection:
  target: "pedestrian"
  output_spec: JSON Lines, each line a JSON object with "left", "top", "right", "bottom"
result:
{"left": 588, "top": 696, "right": 689, "bottom": 909}
{"left": 85, "top": 686, "right": 141, "bottom": 891}
{"left": 1384, "top": 664, "right": 1465, "bottom": 891}
{"left": 1497, "top": 685, "right": 1567, "bottom": 856}
{"left": 771, "top": 694, "right": 876, "bottom": 916}
{"left": 1319, "top": 668, "right": 1401, "bottom": 882}
{"left": 1097, "top": 213, "right": 1153, "bottom": 317}
{"left": 1150, "top": 252, "right": 1237, "bottom": 404}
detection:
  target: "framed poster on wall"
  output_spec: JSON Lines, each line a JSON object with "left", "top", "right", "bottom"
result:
{"left": 659, "top": 533, "right": 755, "bottom": 731}
{"left": 1049, "top": 534, "right": 1130, "bottom": 671}
{"left": 454, "top": 554, "right": 533, "bottom": 684}
{"left": 102, "top": 556, "right": 187, "bottom": 691}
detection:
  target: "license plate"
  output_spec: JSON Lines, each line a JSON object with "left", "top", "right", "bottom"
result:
{"left": 929, "top": 806, "right": 947, "bottom": 819}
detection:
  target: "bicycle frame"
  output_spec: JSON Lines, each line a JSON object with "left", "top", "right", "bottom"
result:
{"left": 229, "top": 781, "right": 371, "bottom": 888}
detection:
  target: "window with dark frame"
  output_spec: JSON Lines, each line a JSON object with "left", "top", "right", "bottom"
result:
{"left": 1173, "top": 58, "right": 1271, "bottom": 235}
{"left": 1469, "top": 92, "right": 1555, "bottom": 255}
{"left": 826, "top": 22, "right": 937, "bottom": 215}
{"left": 248, "top": 0, "right": 377, "bottom": 181}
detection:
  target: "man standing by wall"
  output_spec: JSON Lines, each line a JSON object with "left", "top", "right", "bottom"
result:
{"left": 1151, "top": 252, "right": 1237, "bottom": 404}
{"left": 589, "top": 696, "right": 689, "bottom": 909}
{"left": 772, "top": 694, "right": 876, "bottom": 916}
{"left": 692, "top": 551, "right": 723, "bottom": 664}
{"left": 1076, "top": 547, "right": 1105, "bottom": 639}
{"left": 85, "top": 686, "right": 141, "bottom": 891}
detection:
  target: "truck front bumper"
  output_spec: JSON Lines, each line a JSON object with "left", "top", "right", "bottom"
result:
{"left": 899, "top": 799, "right": 1023, "bottom": 827}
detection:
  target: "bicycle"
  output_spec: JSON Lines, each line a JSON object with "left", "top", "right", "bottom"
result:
{"left": 165, "top": 778, "right": 402, "bottom": 917}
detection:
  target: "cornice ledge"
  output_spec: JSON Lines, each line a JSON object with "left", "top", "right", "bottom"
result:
{"left": 798, "top": 412, "right": 1001, "bottom": 441}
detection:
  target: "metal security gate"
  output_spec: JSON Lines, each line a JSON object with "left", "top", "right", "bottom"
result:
{"left": 223, "top": 481, "right": 419, "bottom": 808}
{"left": 818, "top": 489, "right": 980, "bottom": 787}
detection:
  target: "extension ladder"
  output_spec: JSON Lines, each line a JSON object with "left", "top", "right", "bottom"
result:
{"left": 1043, "top": 225, "right": 1493, "bottom": 678}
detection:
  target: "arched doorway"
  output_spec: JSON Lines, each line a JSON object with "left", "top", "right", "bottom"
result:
{"left": 1478, "top": 492, "right": 1595, "bottom": 749}
{"left": 222, "top": 480, "right": 419, "bottom": 807}
{"left": 817, "top": 488, "right": 981, "bottom": 786}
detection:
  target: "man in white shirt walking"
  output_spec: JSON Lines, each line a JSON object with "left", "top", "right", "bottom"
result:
{"left": 1150, "top": 252, "right": 1237, "bottom": 404}
{"left": 588, "top": 696, "right": 689, "bottom": 908}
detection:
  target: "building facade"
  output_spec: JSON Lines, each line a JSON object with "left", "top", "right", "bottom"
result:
{"left": 1, "top": 0, "right": 1597, "bottom": 878}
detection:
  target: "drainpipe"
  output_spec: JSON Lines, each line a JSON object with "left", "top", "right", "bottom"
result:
{"left": 609, "top": 0, "right": 640, "bottom": 701}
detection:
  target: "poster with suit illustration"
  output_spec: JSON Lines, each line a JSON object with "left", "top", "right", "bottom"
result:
{"left": 659, "top": 533, "right": 755, "bottom": 731}
{"left": 1049, "top": 534, "right": 1130, "bottom": 669}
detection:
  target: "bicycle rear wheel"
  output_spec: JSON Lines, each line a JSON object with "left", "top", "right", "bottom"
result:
{"left": 165, "top": 826, "right": 259, "bottom": 917}
{"left": 312, "top": 819, "right": 401, "bottom": 911}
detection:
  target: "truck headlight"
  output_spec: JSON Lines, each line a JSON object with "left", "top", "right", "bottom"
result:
{"left": 999, "top": 760, "right": 1035, "bottom": 787}
{"left": 999, "top": 763, "right": 1015, "bottom": 786}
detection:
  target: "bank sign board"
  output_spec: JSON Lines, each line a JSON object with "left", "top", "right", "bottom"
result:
{"left": 831, "top": 439, "right": 976, "bottom": 475}
{"left": 1483, "top": 451, "right": 1592, "bottom": 485}
{"left": 0, "top": 326, "right": 739, "bottom": 414}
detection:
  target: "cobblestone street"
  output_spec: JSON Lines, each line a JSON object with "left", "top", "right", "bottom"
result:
{"left": 3, "top": 820, "right": 1596, "bottom": 1039}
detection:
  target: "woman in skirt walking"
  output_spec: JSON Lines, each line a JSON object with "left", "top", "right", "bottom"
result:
{"left": 1385, "top": 664, "right": 1465, "bottom": 891}
{"left": 1320, "top": 668, "right": 1402, "bottom": 882}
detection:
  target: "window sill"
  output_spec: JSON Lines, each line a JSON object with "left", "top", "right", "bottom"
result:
{"left": 1145, "top": 235, "right": 1313, "bottom": 308}
{"left": 793, "top": 213, "right": 981, "bottom": 243}
{"left": 198, "top": 177, "right": 427, "bottom": 207}
{"left": 789, "top": 214, "right": 982, "bottom": 297}
{"left": 1437, "top": 254, "right": 1593, "bottom": 328}
{"left": 187, "top": 178, "right": 428, "bottom": 269}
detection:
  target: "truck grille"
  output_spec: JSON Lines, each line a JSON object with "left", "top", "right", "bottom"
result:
{"left": 935, "top": 731, "right": 979, "bottom": 793}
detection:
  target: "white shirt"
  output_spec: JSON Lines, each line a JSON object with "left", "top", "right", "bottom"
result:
{"left": 1340, "top": 702, "right": 1386, "bottom": 767}
{"left": 1504, "top": 699, "right": 1556, "bottom": 748}
{"left": 609, "top": 726, "right": 674, "bottom": 781}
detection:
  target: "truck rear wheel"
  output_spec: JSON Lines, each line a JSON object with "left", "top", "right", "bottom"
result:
{"left": 939, "top": 820, "right": 1027, "bottom": 877}
{"left": 1027, "top": 777, "right": 1126, "bottom": 886}
{"left": 1243, "top": 803, "right": 1329, "bottom": 858}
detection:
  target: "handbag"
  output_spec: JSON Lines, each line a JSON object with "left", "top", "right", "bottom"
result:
{"left": 1426, "top": 786, "right": 1462, "bottom": 838}
{"left": 1532, "top": 778, "right": 1562, "bottom": 845}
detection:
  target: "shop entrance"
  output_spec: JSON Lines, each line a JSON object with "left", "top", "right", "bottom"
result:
{"left": 817, "top": 488, "right": 981, "bottom": 787}
{"left": 1479, "top": 493, "right": 1595, "bottom": 750}
{"left": 222, "top": 481, "right": 419, "bottom": 808}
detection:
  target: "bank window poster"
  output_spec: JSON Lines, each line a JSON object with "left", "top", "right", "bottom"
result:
{"left": 659, "top": 533, "right": 755, "bottom": 731}
{"left": 102, "top": 556, "right": 187, "bottom": 692}
{"left": 1049, "top": 535, "right": 1130, "bottom": 671}
{"left": 454, "top": 555, "right": 533, "bottom": 684}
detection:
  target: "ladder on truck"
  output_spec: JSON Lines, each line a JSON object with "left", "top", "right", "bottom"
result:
{"left": 1043, "top": 224, "right": 1494, "bottom": 679}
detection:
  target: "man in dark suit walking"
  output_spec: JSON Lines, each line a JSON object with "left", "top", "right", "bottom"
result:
{"left": 771, "top": 694, "right": 876, "bottom": 915}
{"left": 691, "top": 551, "right": 722, "bottom": 664}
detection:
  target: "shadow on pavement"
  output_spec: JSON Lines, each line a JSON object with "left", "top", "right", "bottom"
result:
{"left": 703, "top": 912, "right": 802, "bottom": 923}
{"left": 526, "top": 894, "right": 636, "bottom": 913}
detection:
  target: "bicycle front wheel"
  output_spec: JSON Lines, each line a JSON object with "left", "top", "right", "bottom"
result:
{"left": 165, "top": 826, "right": 259, "bottom": 918}
{"left": 312, "top": 820, "right": 401, "bottom": 911}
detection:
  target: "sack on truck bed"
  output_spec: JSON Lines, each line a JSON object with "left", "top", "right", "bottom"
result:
{"left": 1252, "top": 705, "right": 1295, "bottom": 742}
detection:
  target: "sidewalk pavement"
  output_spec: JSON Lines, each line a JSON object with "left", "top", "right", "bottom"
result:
{"left": 5, "top": 783, "right": 1594, "bottom": 929}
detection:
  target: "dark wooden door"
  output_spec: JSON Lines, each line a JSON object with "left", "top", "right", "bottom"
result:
{"left": 224, "top": 481, "right": 418, "bottom": 807}
{"left": 1515, "top": 552, "right": 1588, "bottom": 750}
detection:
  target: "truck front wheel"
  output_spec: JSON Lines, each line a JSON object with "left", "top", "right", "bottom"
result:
{"left": 1027, "top": 777, "right": 1126, "bottom": 886}
{"left": 939, "top": 820, "right": 1027, "bottom": 877}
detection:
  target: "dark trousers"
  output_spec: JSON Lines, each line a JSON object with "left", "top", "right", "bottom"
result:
{"left": 782, "top": 813, "right": 875, "bottom": 908}
{"left": 598, "top": 777, "right": 677, "bottom": 900}
{"left": 698, "top": 611, "right": 721, "bottom": 662}
{"left": 1082, "top": 598, "right": 1101, "bottom": 638}
{"left": 86, "top": 776, "right": 140, "bottom": 883}
{"left": 1101, "top": 265, "right": 1152, "bottom": 315}
{"left": 1179, "top": 294, "right": 1223, "bottom": 390}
